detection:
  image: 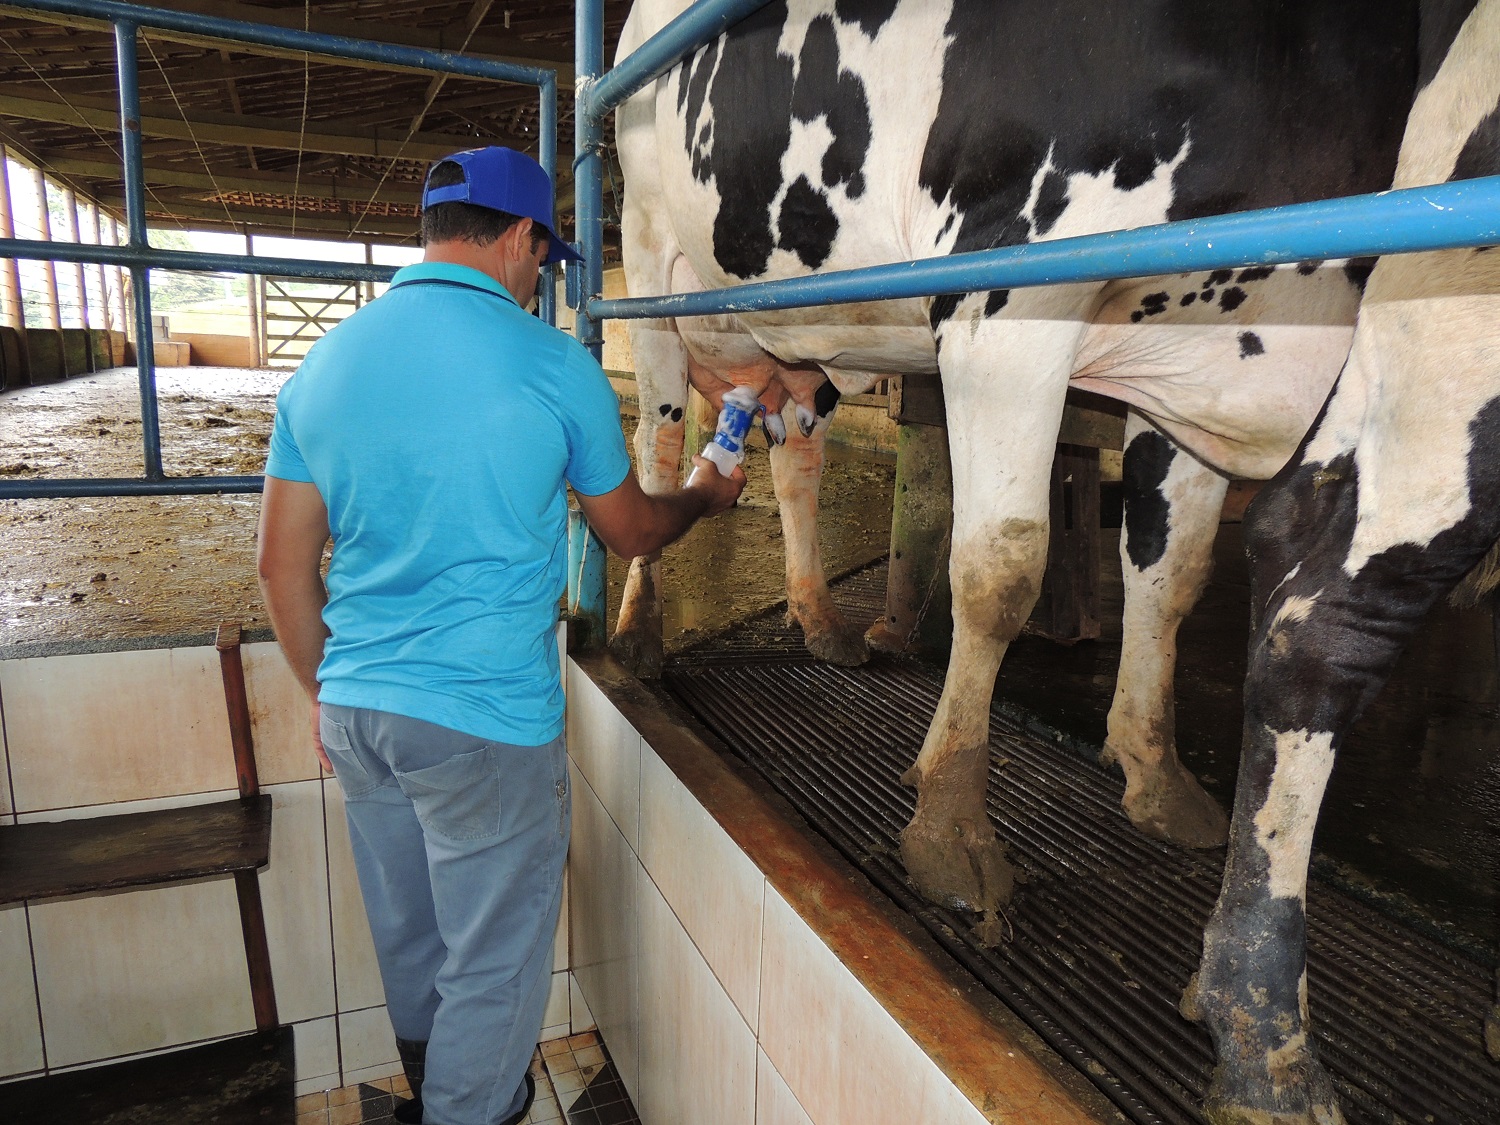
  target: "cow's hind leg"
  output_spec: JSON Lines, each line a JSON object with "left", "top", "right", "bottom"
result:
{"left": 900, "top": 304, "right": 1085, "bottom": 918}
{"left": 1190, "top": 356, "right": 1500, "bottom": 1123}
{"left": 1104, "top": 413, "right": 1230, "bottom": 847}
{"left": 770, "top": 376, "right": 869, "bottom": 666}
{"left": 610, "top": 314, "right": 690, "bottom": 678}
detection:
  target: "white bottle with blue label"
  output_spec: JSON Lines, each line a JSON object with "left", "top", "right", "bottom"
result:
{"left": 699, "top": 385, "right": 763, "bottom": 476}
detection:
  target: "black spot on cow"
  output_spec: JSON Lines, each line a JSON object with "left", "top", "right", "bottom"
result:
{"left": 778, "top": 175, "right": 839, "bottom": 269}
{"left": 1239, "top": 331, "right": 1265, "bottom": 358}
{"left": 936, "top": 213, "right": 955, "bottom": 243}
{"left": 1206, "top": 269, "right": 1234, "bottom": 287}
{"left": 1139, "top": 291, "right": 1170, "bottom": 318}
{"left": 1296, "top": 260, "right": 1323, "bottom": 275}
{"left": 1201, "top": 288, "right": 1216, "bottom": 303}
{"left": 1031, "top": 168, "right": 1071, "bottom": 237}
{"left": 984, "top": 289, "right": 1010, "bottom": 317}
{"left": 658, "top": 404, "right": 672, "bottom": 416}
{"left": 1219, "top": 286, "right": 1247, "bottom": 312}
{"left": 1237, "top": 266, "right": 1275, "bottom": 283}
{"left": 1180, "top": 291, "right": 1198, "bottom": 306}
{"left": 1130, "top": 310, "right": 1145, "bottom": 323}
{"left": 1342, "top": 257, "right": 1377, "bottom": 292}
{"left": 670, "top": 407, "right": 684, "bottom": 422}
{"left": 930, "top": 293, "right": 962, "bottom": 331}
{"left": 792, "top": 16, "right": 872, "bottom": 199}
{"left": 683, "top": 2, "right": 879, "bottom": 279}
{"left": 1452, "top": 101, "right": 1500, "bottom": 181}
{"left": 1123, "top": 428, "right": 1176, "bottom": 571}
{"left": 835, "top": 0, "right": 900, "bottom": 38}
{"left": 814, "top": 378, "right": 842, "bottom": 419}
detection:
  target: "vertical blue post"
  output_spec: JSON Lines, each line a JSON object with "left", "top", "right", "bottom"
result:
{"left": 114, "top": 19, "right": 162, "bottom": 480}
{"left": 538, "top": 73, "right": 558, "bottom": 327}
{"left": 567, "top": 507, "right": 608, "bottom": 651}
{"left": 568, "top": 0, "right": 608, "bottom": 647}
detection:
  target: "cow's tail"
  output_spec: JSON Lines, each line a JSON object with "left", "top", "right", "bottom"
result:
{"left": 1448, "top": 536, "right": 1500, "bottom": 607}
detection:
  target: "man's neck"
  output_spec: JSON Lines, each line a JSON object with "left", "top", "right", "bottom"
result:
{"left": 422, "top": 241, "right": 502, "bottom": 287}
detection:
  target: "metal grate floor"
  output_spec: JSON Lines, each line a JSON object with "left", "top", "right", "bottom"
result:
{"left": 663, "top": 563, "right": 1500, "bottom": 1125}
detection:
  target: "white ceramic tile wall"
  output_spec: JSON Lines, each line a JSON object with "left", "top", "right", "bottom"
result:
{"left": 636, "top": 866, "right": 757, "bottom": 1125}
{"left": 541, "top": 970, "right": 572, "bottom": 1043}
{"left": 293, "top": 1016, "right": 341, "bottom": 1096}
{"left": 29, "top": 875, "right": 255, "bottom": 1067}
{"left": 565, "top": 662, "right": 641, "bottom": 850}
{"left": 568, "top": 973, "right": 596, "bottom": 1034}
{"left": 0, "top": 902, "right": 43, "bottom": 1076}
{"left": 758, "top": 887, "right": 988, "bottom": 1125}
{"left": 0, "top": 646, "right": 237, "bottom": 812}
{"left": 0, "top": 681, "right": 13, "bottom": 818}
{"left": 639, "top": 745, "right": 764, "bottom": 1027}
{"left": 568, "top": 762, "right": 640, "bottom": 1100}
{"left": 338, "top": 1005, "right": 399, "bottom": 1078}
{"left": 756, "top": 1048, "right": 815, "bottom": 1125}
{"left": 241, "top": 642, "right": 319, "bottom": 787}
{"left": 324, "top": 782, "right": 385, "bottom": 1013}
{"left": 260, "top": 780, "right": 336, "bottom": 1025}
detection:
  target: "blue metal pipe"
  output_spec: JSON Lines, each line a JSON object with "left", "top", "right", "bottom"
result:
{"left": 538, "top": 73, "right": 558, "bottom": 327}
{"left": 575, "top": 0, "right": 605, "bottom": 360}
{"left": 0, "top": 475, "right": 263, "bottom": 499}
{"left": 0, "top": 237, "right": 399, "bottom": 283}
{"left": 569, "top": 0, "right": 607, "bottom": 649}
{"left": 566, "top": 506, "right": 607, "bottom": 650}
{"left": 15, "top": 0, "right": 553, "bottom": 86}
{"left": 591, "top": 175, "right": 1500, "bottom": 321}
{"left": 583, "top": 0, "right": 771, "bottom": 118}
{"left": 114, "top": 19, "right": 164, "bottom": 481}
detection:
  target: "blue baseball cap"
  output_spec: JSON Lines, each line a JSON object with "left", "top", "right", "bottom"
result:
{"left": 422, "top": 146, "right": 583, "bottom": 265}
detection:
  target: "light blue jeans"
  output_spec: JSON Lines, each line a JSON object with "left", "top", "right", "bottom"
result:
{"left": 320, "top": 705, "right": 569, "bottom": 1125}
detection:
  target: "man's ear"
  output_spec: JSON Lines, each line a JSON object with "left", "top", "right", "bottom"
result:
{"left": 505, "top": 217, "right": 535, "bottom": 260}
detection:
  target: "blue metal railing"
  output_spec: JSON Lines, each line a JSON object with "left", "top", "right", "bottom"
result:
{"left": 0, "top": 0, "right": 559, "bottom": 500}
{"left": 566, "top": 0, "right": 1500, "bottom": 633}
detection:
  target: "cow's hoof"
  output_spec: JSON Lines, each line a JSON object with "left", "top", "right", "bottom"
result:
{"left": 898, "top": 816, "right": 1016, "bottom": 914}
{"left": 864, "top": 619, "right": 908, "bottom": 655}
{"left": 1206, "top": 1068, "right": 1350, "bottom": 1125}
{"left": 804, "top": 624, "right": 870, "bottom": 666}
{"left": 1121, "top": 761, "right": 1229, "bottom": 848}
{"left": 1485, "top": 1001, "right": 1499, "bottom": 1061}
{"left": 609, "top": 630, "right": 664, "bottom": 680}
{"left": 1179, "top": 971, "right": 1204, "bottom": 1021}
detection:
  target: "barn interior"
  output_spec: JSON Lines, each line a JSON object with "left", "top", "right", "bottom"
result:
{"left": 0, "top": 3, "right": 1497, "bottom": 1125}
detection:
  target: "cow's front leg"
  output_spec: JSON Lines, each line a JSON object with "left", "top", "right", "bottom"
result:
{"left": 771, "top": 377, "right": 868, "bottom": 666}
{"left": 1104, "top": 414, "right": 1230, "bottom": 846}
{"left": 899, "top": 307, "right": 1084, "bottom": 916}
{"left": 611, "top": 318, "right": 689, "bottom": 678}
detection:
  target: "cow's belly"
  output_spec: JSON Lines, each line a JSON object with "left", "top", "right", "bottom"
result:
{"left": 1070, "top": 265, "right": 1362, "bottom": 479}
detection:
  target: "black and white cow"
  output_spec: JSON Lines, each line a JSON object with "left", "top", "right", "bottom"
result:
{"left": 613, "top": 0, "right": 1496, "bottom": 1120}
{"left": 1181, "top": 5, "right": 1500, "bottom": 1121}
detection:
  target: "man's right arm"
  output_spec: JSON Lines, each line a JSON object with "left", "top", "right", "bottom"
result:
{"left": 575, "top": 456, "right": 745, "bottom": 559}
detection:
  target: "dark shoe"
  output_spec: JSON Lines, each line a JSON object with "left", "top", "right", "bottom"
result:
{"left": 498, "top": 1071, "right": 536, "bottom": 1125}
{"left": 392, "top": 1094, "right": 423, "bottom": 1124}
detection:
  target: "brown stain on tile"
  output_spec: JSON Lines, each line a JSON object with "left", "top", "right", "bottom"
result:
{"left": 575, "top": 652, "right": 1114, "bottom": 1124}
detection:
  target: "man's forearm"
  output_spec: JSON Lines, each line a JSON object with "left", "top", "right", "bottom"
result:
{"left": 259, "top": 570, "right": 330, "bottom": 700}
{"left": 633, "top": 487, "right": 713, "bottom": 557}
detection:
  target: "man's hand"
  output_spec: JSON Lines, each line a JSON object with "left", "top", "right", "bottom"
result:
{"left": 310, "top": 700, "right": 332, "bottom": 774}
{"left": 683, "top": 455, "right": 747, "bottom": 517}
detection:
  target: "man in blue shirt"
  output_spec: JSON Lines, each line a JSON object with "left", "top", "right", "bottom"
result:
{"left": 257, "top": 147, "right": 743, "bottom": 1125}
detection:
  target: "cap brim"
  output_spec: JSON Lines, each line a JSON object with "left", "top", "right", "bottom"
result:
{"left": 543, "top": 231, "right": 584, "bottom": 266}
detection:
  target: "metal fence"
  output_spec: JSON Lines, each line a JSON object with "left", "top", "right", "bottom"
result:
{"left": 0, "top": 0, "right": 559, "bottom": 499}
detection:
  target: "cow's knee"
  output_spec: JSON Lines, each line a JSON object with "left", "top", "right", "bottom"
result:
{"left": 949, "top": 517, "right": 1048, "bottom": 646}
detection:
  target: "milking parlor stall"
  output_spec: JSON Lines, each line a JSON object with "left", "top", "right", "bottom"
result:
{"left": 1, "top": 2, "right": 1499, "bottom": 1124}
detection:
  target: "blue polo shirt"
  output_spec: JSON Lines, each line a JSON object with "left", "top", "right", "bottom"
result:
{"left": 265, "top": 262, "right": 630, "bottom": 745}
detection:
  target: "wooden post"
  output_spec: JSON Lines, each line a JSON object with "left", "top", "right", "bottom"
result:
{"left": 62, "top": 188, "right": 88, "bottom": 329}
{"left": 245, "top": 232, "right": 262, "bottom": 366}
{"left": 107, "top": 216, "right": 128, "bottom": 344}
{"left": 1027, "top": 444, "right": 1103, "bottom": 643}
{"left": 868, "top": 372, "right": 954, "bottom": 657}
{"left": 90, "top": 202, "right": 112, "bottom": 333}
{"left": 0, "top": 146, "right": 25, "bottom": 331}
{"left": 32, "top": 166, "right": 60, "bottom": 331}
{"left": 363, "top": 242, "right": 375, "bottom": 306}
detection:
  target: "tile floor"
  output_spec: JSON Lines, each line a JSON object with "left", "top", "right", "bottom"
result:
{"left": 294, "top": 1032, "right": 640, "bottom": 1125}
